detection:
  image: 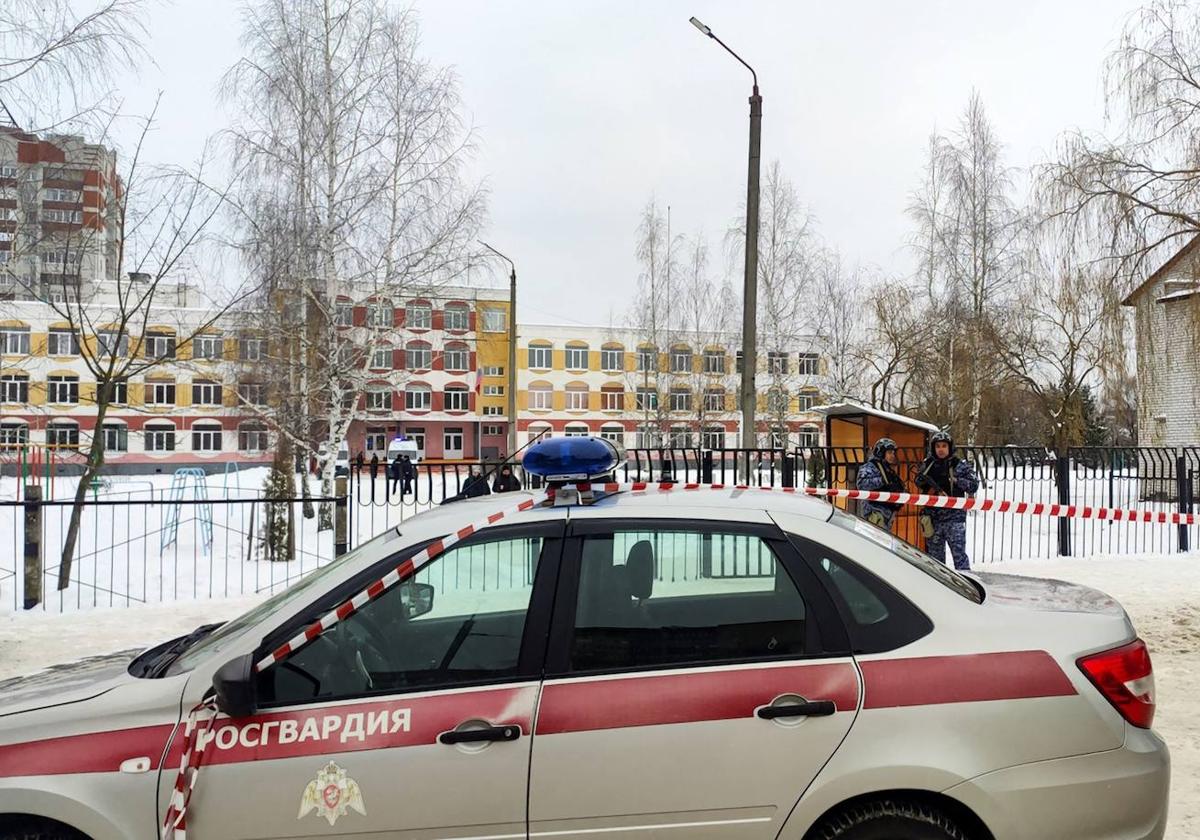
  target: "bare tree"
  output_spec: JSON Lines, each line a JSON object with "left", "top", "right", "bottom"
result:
{"left": 674, "top": 234, "right": 736, "bottom": 445}
{"left": 223, "top": 0, "right": 484, "bottom": 517}
{"left": 907, "top": 93, "right": 1022, "bottom": 441}
{"left": 0, "top": 0, "right": 146, "bottom": 131}
{"left": 812, "top": 249, "right": 868, "bottom": 403}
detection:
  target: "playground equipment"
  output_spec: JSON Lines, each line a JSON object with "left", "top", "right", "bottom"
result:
{"left": 3, "top": 445, "right": 56, "bottom": 501}
{"left": 160, "top": 468, "right": 213, "bottom": 555}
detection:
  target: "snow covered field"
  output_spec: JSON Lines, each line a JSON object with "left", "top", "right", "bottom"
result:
{"left": 0, "top": 552, "right": 1195, "bottom": 835}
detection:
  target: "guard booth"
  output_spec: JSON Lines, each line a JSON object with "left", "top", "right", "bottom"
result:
{"left": 814, "top": 401, "right": 938, "bottom": 548}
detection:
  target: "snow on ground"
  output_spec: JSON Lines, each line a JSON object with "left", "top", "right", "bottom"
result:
{"left": 0, "top": 546, "right": 1196, "bottom": 835}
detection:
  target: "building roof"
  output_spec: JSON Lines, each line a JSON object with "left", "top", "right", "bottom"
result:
{"left": 810, "top": 400, "right": 941, "bottom": 433}
{"left": 1121, "top": 233, "right": 1200, "bottom": 307}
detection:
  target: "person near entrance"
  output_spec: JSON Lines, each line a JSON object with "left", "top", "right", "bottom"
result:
{"left": 914, "top": 430, "right": 979, "bottom": 570}
{"left": 856, "top": 437, "right": 906, "bottom": 532}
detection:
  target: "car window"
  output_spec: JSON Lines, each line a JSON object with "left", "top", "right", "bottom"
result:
{"left": 828, "top": 507, "right": 982, "bottom": 604}
{"left": 257, "top": 534, "right": 544, "bottom": 705}
{"left": 568, "top": 529, "right": 812, "bottom": 673}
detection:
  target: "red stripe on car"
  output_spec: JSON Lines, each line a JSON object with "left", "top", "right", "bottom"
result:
{"left": 860, "top": 650, "right": 1076, "bottom": 709}
{"left": 534, "top": 663, "right": 860, "bottom": 736}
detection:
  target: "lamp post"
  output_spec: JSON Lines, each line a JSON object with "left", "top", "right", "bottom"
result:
{"left": 689, "top": 16, "right": 761, "bottom": 452}
{"left": 479, "top": 242, "right": 518, "bottom": 461}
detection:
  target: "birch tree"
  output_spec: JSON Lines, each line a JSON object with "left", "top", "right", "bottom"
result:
{"left": 674, "top": 234, "right": 736, "bottom": 445}
{"left": 223, "top": 0, "right": 484, "bottom": 516}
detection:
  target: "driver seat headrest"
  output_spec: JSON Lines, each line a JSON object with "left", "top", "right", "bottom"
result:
{"left": 626, "top": 540, "right": 655, "bottom": 601}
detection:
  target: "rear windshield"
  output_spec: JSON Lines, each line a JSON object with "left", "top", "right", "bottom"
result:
{"left": 829, "top": 508, "right": 983, "bottom": 604}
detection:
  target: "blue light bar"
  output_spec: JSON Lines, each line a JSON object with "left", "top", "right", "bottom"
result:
{"left": 522, "top": 436, "right": 621, "bottom": 482}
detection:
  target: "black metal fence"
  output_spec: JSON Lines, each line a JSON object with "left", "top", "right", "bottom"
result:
{"left": 2, "top": 445, "right": 1197, "bottom": 613}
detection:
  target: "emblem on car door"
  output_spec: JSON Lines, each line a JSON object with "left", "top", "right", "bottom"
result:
{"left": 298, "top": 761, "right": 367, "bottom": 825}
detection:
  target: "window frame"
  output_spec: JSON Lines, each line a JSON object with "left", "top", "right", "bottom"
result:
{"left": 191, "top": 423, "right": 224, "bottom": 452}
{"left": 443, "top": 386, "right": 470, "bottom": 412}
{"left": 528, "top": 344, "right": 553, "bottom": 370}
{"left": 600, "top": 347, "right": 624, "bottom": 372}
{"left": 565, "top": 346, "right": 589, "bottom": 371}
{"left": 444, "top": 304, "right": 470, "bottom": 331}
{"left": 252, "top": 521, "right": 566, "bottom": 708}
{"left": 544, "top": 518, "right": 850, "bottom": 678}
{"left": 144, "top": 424, "right": 176, "bottom": 452}
{"left": 443, "top": 344, "right": 469, "bottom": 372}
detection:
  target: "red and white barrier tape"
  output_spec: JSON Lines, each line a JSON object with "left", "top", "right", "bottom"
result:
{"left": 161, "top": 701, "right": 218, "bottom": 840}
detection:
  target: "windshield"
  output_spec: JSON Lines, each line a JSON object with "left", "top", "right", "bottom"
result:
{"left": 166, "top": 550, "right": 358, "bottom": 675}
{"left": 829, "top": 507, "right": 983, "bottom": 604}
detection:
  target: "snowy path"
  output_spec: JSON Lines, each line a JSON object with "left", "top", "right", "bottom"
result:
{"left": 0, "top": 553, "right": 1195, "bottom": 836}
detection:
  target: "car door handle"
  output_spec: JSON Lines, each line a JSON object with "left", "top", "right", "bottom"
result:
{"left": 756, "top": 700, "right": 837, "bottom": 719}
{"left": 438, "top": 724, "right": 522, "bottom": 745}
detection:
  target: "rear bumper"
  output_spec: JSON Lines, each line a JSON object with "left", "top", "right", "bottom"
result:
{"left": 946, "top": 726, "right": 1170, "bottom": 840}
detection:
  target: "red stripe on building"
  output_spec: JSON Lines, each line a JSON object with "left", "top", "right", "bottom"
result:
{"left": 860, "top": 650, "right": 1076, "bottom": 709}
{"left": 534, "top": 663, "right": 859, "bottom": 736}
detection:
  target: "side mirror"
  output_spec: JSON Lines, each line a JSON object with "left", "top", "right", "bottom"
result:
{"left": 212, "top": 653, "right": 257, "bottom": 718}
{"left": 399, "top": 582, "right": 435, "bottom": 619}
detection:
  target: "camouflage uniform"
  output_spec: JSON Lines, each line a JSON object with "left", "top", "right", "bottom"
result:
{"left": 856, "top": 458, "right": 905, "bottom": 531}
{"left": 915, "top": 435, "right": 979, "bottom": 571}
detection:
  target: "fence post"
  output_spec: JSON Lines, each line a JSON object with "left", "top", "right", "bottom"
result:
{"left": 335, "top": 476, "right": 348, "bottom": 557}
{"left": 1055, "top": 451, "right": 1072, "bottom": 557}
{"left": 701, "top": 450, "right": 714, "bottom": 484}
{"left": 782, "top": 453, "right": 796, "bottom": 489}
{"left": 1177, "top": 456, "right": 1191, "bottom": 553}
{"left": 22, "top": 484, "right": 42, "bottom": 610}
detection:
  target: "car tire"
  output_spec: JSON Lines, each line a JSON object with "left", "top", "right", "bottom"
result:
{"left": 811, "top": 798, "right": 971, "bottom": 840}
{"left": 0, "top": 818, "right": 88, "bottom": 840}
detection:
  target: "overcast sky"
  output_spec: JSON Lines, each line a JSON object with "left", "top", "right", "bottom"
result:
{"left": 109, "top": 0, "right": 1138, "bottom": 326}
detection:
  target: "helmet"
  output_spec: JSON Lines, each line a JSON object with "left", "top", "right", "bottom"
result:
{"left": 929, "top": 430, "right": 954, "bottom": 456}
{"left": 872, "top": 437, "right": 898, "bottom": 461}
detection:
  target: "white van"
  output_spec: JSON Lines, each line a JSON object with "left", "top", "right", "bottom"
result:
{"left": 385, "top": 436, "right": 422, "bottom": 464}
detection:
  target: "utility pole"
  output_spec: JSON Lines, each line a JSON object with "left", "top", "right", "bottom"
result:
{"left": 689, "top": 17, "right": 761, "bottom": 451}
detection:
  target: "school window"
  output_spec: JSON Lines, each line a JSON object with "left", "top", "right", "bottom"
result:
{"left": 769, "top": 427, "right": 789, "bottom": 449}
{"left": 601, "top": 347, "right": 624, "bottom": 371}
{"left": 767, "top": 389, "right": 788, "bottom": 414}
{"left": 482, "top": 424, "right": 505, "bottom": 436}
{"left": 483, "top": 405, "right": 505, "bottom": 416}
{"left": 671, "top": 348, "right": 693, "bottom": 373}
{"left": 768, "top": 351, "right": 789, "bottom": 375}
{"left": 443, "top": 345, "right": 469, "bottom": 372}
{"left": 565, "top": 425, "right": 590, "bottom": 437}
{"left": 483, "top": 384, "right": 504, "bottom": 396}
{"left": 635, "top": 424, "right": 660, "bottom": 449}
{"left": 48, "top": 375, "right": 79, "bottom": 404}
{"left": 97, "top": 330, "right": 128, "bottom": 356}
{"left": 238, "top": 382, "right": 267, "bottom": 405}
{"left": 406, "top": 343, "right": 432, "bottom": 370}
{"left": 147, "top": 381, "right": 176, "bottom": 406}
{"left": 194, "top": 334, "right": 223, "bottom": 360}
{"left": 368, "top": 302, "right": 393, "bottom": 327}
{"left": 797, "top": 390, "right": 818, "bottom": 411}
{"left": 670, "top": 388, "right": 692, "bottom": 412}
{"left": 0, "top": 374, "right": 29, "bottom": 403}
{"left": 601, "top": 387, "right": 623, "bottom": 411}
{"left": 405, "top": 385, "right": 431, "bottom": 411}
{"left": 0, "top": 327, "right": 30, "bottom": 354}
{"left": 46, "top": 422, "right": 79, "bottom": 449}
{"left": 702, "top": 427, "right": 725, "bottom": 450}
{"left": 566, "top": 387, "right": 589, "bottom": 410}
{"left": 365, "top": 429, "right": 386, "bottom": 453}
{"left": 528, "top": 345, "right": 553, "bottom": 369}
{"left": 797, "top": 426, "right": 820, "bottom": 447}
{"left": 47, "top": 328, "right": 79, "bottom": 355}
{"left": 735, "top": 350, "right": 743, "bottom": 374}
{"left": 404, "top": 428, "right": 426, "bottom": 453}
{"left": 529, "top": 386, "right": 553, "bottom": 410}
{"left": 637, "top": 347, "right": 657, "bottom": 372}
{"left": 443, "top": 428, "right": 464, "bottom": 453}
{"left": 335, "top": 303, "right": 353, "bottom": 326}
{"left": 0, "top": 165, "right": 17, "bottom": 179}
{"left": 240, "top": 337, "right": 267, "bottom": 361}
{"left": 798, "top": 353, "right": 820, "bottom": 376}
{"left": 704, "top": 388, "right": 725, "bottom": 413}
{"left": 669, "top": 426, "right": 692, "bottom": 447}
{"left": 406, "top": 302, "right": 432, "bottom": 329}
{"left": 600, "top": 426, "right": 625, "bottom": 445}
{"left": 238, "top": 424, "right": 269, "bottom": 452}
{"left": 102, "top": 423, "right": 128, "bottom": 453}
{"left": 636, "top": 388, "right": 658, "bottom": 411}
{"left": 444, "top": 304, "right": 470, "bottom": 331}
{"left": 565, "top": 346, "right": 589, "bottom": 370}
{"left": 145, "top": 333, "right": 176, "bottom": 360}
{"left": 107, "top": 379, "right": 128, "bottom": 405}
{"left": 192, "top": 424, "right": 223, "bottom": 452}
{"left": 366, "top": 388, "right": 391, "bottom": 411}
{"left": 144, "top": 425, "right": 176, "bottom": 452}
{"left": 704, "top": 350, "right": 726, "bottom": 374}
{"left": 483, "top": 365, "right": 504, "bottom": 377}
{"left": 444, "top": 388, "right": 470, "bottom": 411}
{"left": 0, "top": 421, "right": 29, "bottom": 448}
{"left": 371, "top": 347, "right": 392, "bottom": 370}
{"left": 481, "top": 308, "right": 506, "bottom": 332}
{"left": 191, "top": 381, "right": 223, "bottom": 406}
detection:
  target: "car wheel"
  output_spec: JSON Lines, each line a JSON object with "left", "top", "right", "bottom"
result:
{"left": 811, "top": 798, "right": 971, "bottom": 840}
{"left": 0, "top": 817, "right": 88, "bottom": 840}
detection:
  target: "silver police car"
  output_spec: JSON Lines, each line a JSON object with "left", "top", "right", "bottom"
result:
{"left": 0, "top": 438, "right": 1170, "bottom": 839}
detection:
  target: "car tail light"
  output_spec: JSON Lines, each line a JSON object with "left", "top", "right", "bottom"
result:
{"left": 1078, "top": 639, "right": 1156, "bottom": 729}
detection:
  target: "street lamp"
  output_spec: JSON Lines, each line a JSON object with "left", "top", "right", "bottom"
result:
{"left": 689, "top": 16, "right": 761, "bottom": 452}
{"left": 479, "top": 242, "right": 518, "bottom": 461}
